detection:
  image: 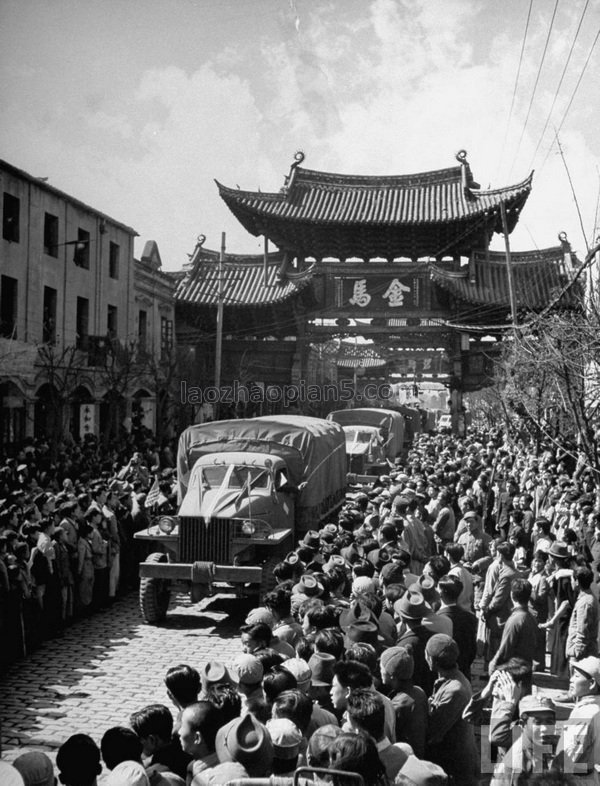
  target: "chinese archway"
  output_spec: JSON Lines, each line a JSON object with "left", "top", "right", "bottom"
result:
{"left": 215, "top": 151, "right": 580, "bottom": 431}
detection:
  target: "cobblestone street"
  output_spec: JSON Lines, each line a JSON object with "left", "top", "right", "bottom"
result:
{"left": 0, "top": 588, "right": 569, "bottom": 785}
{"left": 0, "top": 590, "right": 253, "bottom": 768}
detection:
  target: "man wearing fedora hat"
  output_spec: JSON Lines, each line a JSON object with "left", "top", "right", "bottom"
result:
{"left": 542, "top": 541, "right": 576, "bottom": 681}
{"left": 214, "top": 714, "right": 274, "bottom": 778}
{"left": 366, "top": 523, "right": 401, "bottom": 573}
{"left": 394, "top": 590, "right": 436, "bottom": 696}
{"left": 410, "top": 577, "right": 453, "bottom": 638}
{"left": 291, "top": 573, "right": 324, "bottom": 601}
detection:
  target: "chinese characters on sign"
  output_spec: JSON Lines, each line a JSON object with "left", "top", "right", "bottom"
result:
{"left": 382, "top": 279, "right": 411, "bottom": 307}
{"left": 348, "top": 279, "right": 371, "bottom": 307}
{"left": 348, "top": 278, "right": 412, "bottom": 309}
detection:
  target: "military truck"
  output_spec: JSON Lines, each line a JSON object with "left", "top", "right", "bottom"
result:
{"left": 326, "top": 408, "right": 405, "bottom": 475}
{"left": 135, "top": 415, "right": 347, "bottom": 623}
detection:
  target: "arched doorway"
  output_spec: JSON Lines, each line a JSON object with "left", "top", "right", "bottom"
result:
{"left": 34, "top": 383, "right": 61, "bottom": 441}
{"left": 99, "top": 389, "right": 127, "bottom": 445}
{"left": 132, "top": 389, "right": 155, "bottom": 442}
{"left": 0, "top": 380, "right": 27, "bottom": 450}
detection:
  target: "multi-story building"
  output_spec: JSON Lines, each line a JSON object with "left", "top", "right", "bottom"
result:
{"left": 132, "top": 240, "right": 177, "bottom": 441}
{"left": 0, "top": 159, "right": 175, "bottom": 451}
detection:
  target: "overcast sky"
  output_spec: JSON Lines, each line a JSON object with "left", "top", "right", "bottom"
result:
{"left": 1, "top": 0, "right": 599, "bottom": 269}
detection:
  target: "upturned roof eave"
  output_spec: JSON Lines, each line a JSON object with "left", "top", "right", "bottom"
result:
{"left": 217, "top": 173, "right": 534, "bottom": 228}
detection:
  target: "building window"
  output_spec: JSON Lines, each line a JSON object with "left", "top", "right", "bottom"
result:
{"left": 138, "top": 309, "right": 147, "bottom": 352}
{"left": 0, "top": 276, "right": 18, "bottom": 338}
{"left": 161, "top": 317, "right": 173, "bottom": 355}
{"left": 109, "top": 242, "right": 119, "bottom": 279}
{"left": 107, "top": 305, "right": 118, "bottom": 338}
{"left": 76, "top": 297, "right": 89, "bottom": 350}
{"left": 73, "top": 228, "right": 90, "bottom": 268}
{"left": 43, "top": 286, "right": 57, "bottom": 344}
{"left": 2, "top": 193, "right": 20, "bottom": 243}
{"left": 43, "top": 213, "right": 59, "bottom": 257}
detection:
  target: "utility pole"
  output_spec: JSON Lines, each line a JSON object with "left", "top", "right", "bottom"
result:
{"left": 263, "top": 235, "right": 269, "bottom": 287}
{"left": 214, "top": 232, "right": 226, "bottom": 420}
{"left": 500, "top": 202, "right": 518, "bottom": 328}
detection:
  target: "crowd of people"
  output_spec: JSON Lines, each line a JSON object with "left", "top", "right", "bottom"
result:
{"left": 0, "top": 434, "right": 177, "bottom": 665}
{"left": 2, "top": 428, "right": 600, "bottom": 785}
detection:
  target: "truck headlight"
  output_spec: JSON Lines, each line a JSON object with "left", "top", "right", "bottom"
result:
{"left": 158, "top": 516, "right": 177, "bottom": 534}
{"left": 241, "top": 520, "right": 256, "bottom": 535}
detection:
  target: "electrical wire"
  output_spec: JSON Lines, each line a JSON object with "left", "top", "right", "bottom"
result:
{"left": 444, "top": 239, "right": 600, "bottom": 332}
{"left": 527, "top": 0, "right": 591, "bottom": 172}
{"left": 496, "top": 0, "right": 535, "bottom": 181}
{"left": 522, "top": 222, "right": 540, "bottom": 251}
{"left": 539, "top": 24, "right": 600, "bottom": 172}
{"left": 593, "top": 165, "right": 600, "bottom": 245}
{"left": 183, "top": 181, "right": 531, "bottom": 342}
{"left": 509, "top": 0, "right": 561, "bottom": 177}
{"left": 554, "top": 131, "right": 590, "bottom": 252}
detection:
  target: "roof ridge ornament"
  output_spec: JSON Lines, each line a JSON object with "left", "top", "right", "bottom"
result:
{"left": 456, "top": 149, "right": 480, "bottom": 195}
{"left": 282, "top": 150, "right": 306, "bottom": 192}
{"left": 187, "top": 234, "right": 206, "bottom": 260}
{"left": 558, "top": 231, "right": 574, "bottom": 268}
{"left": 185, "top": 234, "right": 207, "bottom": 276}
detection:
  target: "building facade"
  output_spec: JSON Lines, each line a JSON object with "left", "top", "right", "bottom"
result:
{"left": 132, "top": 240, "right": 177, "bottom": 441}
{"left": 0, "top": 159, "right": 175, "bottom": 451}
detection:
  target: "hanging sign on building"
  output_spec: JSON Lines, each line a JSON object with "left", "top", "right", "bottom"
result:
{"left": 79, "top": 403, "right": 96, "bottom": 438}
{"left": 393, "top": 354, "right": 450, "bottom": 376}
{"left": 339, "top": 276, "right": 421, "bottom": 312}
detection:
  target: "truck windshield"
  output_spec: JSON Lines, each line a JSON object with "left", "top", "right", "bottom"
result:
{"left": 201, "top": 465, "right": 269, "bottom": 489}
{"left": 346, "top": 428, "right": 378, "bottom": 444}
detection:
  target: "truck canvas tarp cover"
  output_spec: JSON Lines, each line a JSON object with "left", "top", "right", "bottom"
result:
{"left": 177, "top": 415, "right": 346, "bottom": 509}
{"left": 397, "top": 405, "right": 423, "bottom": 441}
{"left": 327, "top": 408, "right": 405, "bottom": 460}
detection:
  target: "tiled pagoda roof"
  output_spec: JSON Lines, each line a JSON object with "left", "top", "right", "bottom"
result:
{"left": 174, "top": 246, "right": 314, "bottom": 307}
{"left": 430, "top": 243, "right": 583, "bottom": 309}
{"left": 217, "top": 152, "right": 533, "bottom": 259}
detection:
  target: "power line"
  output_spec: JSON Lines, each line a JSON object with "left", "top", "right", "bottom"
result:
{"left": 496, "top": 0, "right": 535, "bottom": 181}
{"left": 554, "top": 131, "right": 590, "bottom": 252}
{"left": 593, "top": 165, "right": 600, "bottom": 244}
{"left": 509, "top": 0, "right": 561, "bottom": 177}
{"left": 527, "top": 0, "right": 591, "bottom": 172}
{"left": 540, "top": 24, "right": 600, "bottom": 172}
{"left": 445, "top": 239, "right": 600, "bottom": 333}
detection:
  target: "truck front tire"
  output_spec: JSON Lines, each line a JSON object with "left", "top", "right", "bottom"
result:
{"left": 140, "top": 552, "right": 171, "bottom": 624}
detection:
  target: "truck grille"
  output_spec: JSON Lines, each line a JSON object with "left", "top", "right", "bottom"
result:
{"left": 179, "top": 517, "right": 232, "bottom": 564}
